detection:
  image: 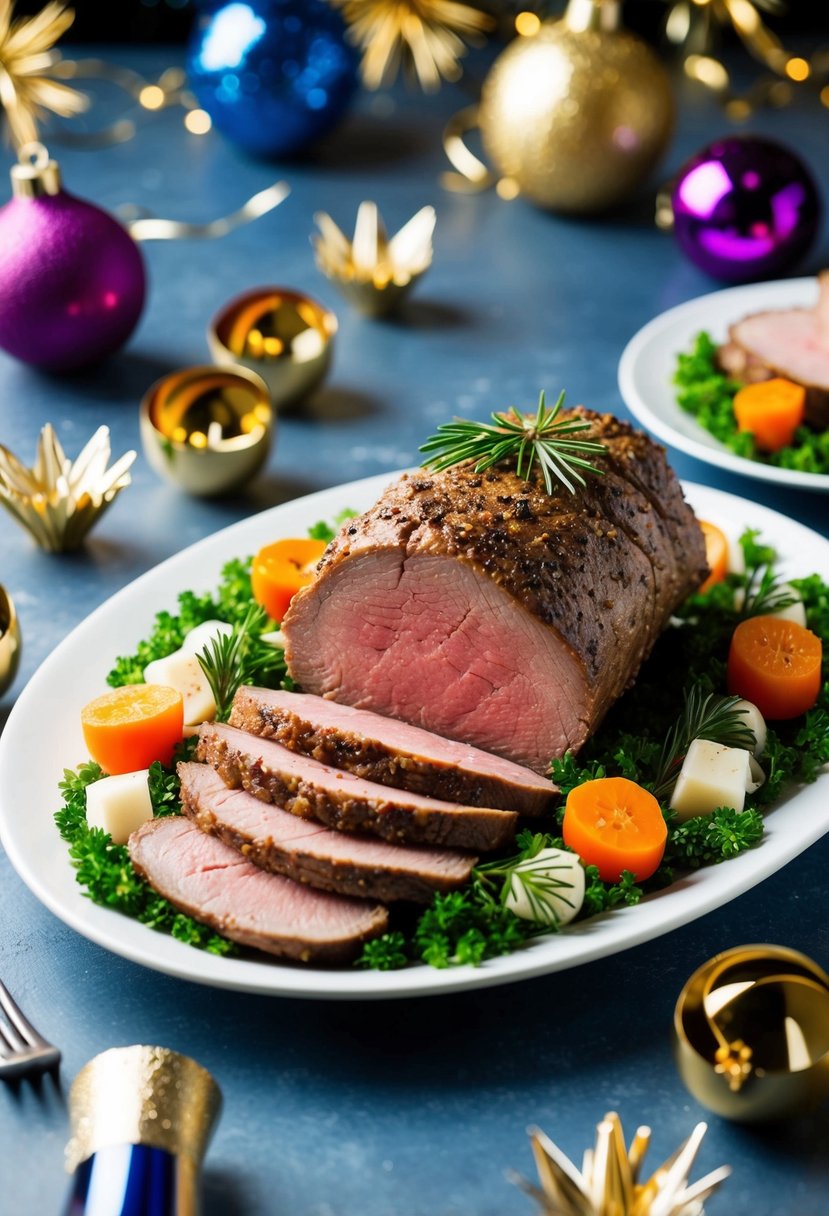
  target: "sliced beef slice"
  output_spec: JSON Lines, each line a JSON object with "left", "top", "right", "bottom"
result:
{"left": 717, "top": 273, "right": 829, "bottom": 430}
{"left": 178, "top": 761, "right": 476, "bottom": 903}
{"left": 230, "top": 686, "right": 555, "bottom": 815}
{"left": 128, "top": 816, "right": 387, "bottom": 965}
{"left": 196, "top": 722, "right": 517, "bottom": 851}
{"left": 282, "top": 408, "right": 706, "bottom": 774}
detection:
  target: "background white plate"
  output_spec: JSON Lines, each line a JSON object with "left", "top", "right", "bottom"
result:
{"left": 1, "top": 475, "right": 827, "bottom": 1000}
{"left": 618, "top": 277, "right": 829, "bottom": 492}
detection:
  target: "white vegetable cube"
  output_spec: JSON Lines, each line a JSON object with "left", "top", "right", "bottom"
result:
{"left": 144, "top": 650, "right": 216, "bottom": 725}
{"left": 670, "top": 739, "right": 753, "bottom": 822}
{"left": 86, "top": 770, "right": 153, "bottom": 844}
{"left": 260, "top": 629, "right": 286, "bottom": 648}
{"left": 180, "top": 619, "right": 234, "bottom": 656}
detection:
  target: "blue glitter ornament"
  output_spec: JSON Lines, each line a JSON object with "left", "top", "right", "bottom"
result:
{"left": 186, "top": 0, "right": 359, "bottom": 158}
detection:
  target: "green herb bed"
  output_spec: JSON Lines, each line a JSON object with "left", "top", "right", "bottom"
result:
{"left": 675, "top": 332, "right": 829, "bottom": 476}
{"left": 56, "top": 525, "right": 829, "bottom": 971}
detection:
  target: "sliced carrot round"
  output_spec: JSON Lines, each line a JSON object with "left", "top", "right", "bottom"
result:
{"left": 698, "top": 520, "right": 729, "bottom": 593}
{"left": 81, "top": 684, "right": 184, "bottom": 775}
{"left": 251, "top": 537, "right": 328, "bottom": 623}
{"left": 727, "top": 615, "right": 822, "bottom": 720}
{"left": 562, "top": 776, "right": 667, "bottom": 883}
{"left": 732, "top": 377, "right": 805, "bottom": 452}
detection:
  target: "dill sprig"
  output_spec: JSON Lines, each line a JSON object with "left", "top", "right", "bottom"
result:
{"left": 652, "top": 685, "right": 757, "bottom": 801}
{"left": 195, "top": 602, "right": 282, "bottom": 721}
{"left": 419, "top": 390, "right": 608, "bottom": 495}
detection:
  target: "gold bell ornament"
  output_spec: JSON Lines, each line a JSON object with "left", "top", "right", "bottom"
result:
{"left": 444, "top": 0, "right": 675, "bottom": 214}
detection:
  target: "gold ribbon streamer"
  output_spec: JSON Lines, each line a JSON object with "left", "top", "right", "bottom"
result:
{"left": 440, "top": 104, "right": 496, "bottom": 194}
{"left": 121, "top": 181, "right": 291, "bottom": 242}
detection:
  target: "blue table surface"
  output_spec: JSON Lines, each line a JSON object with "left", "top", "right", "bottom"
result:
{"left": 2, "top": 44, "right": 829, "bottom": 1216}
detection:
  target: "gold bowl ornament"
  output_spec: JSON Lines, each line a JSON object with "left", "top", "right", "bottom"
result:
{"left": 207, "top": 287, "right": 337, "bottom": 410}
{"left": 445, "top": 0, "right": 674, "bottom": 214}
{"left": 0, "top": 585, "right": 21, "bottom": 698}
{"left": 674, "top": 944, "right": 829, "bottom": 1122}
{"left": 140, "top": 365, "right": 273, "bottom": 497}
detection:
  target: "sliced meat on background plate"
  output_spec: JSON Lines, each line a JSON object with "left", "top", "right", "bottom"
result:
{"left": 230, "top": 686, "right": 555, "bottom": 814}
{"left": 128, "top": 815, "right": 387, "bottom": 965}
{"left": 282, "top": 409, "right": 706, "bottom": 774}
{"left": 717, "top": 272, "right": 829, "bottom": 429}
{"left": 179, "top": 761, "right": 477, "bottom": 903}
{"left": 197, "top": 722, "right": 517, "bottom": 851}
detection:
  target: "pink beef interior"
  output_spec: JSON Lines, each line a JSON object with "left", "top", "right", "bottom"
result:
{"left": 131, "top": 817, "right": 383, "bottom": 945}
{"left": 733, "top": 309, "right": 829, "bottom": 387}
{"left": 287, "top": 551, "right": 587, "bottom": 773}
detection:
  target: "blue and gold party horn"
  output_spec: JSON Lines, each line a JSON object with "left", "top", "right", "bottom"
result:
{"left": 64, "top": 1046, "right": 221, "bottom": 1216}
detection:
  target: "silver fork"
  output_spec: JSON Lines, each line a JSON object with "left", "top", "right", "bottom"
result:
{"left": 0, "top": 979, "right": 61, "bottom": 1080}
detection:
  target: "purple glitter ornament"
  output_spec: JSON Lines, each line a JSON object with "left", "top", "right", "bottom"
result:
{"left": 0, "top": 147, "right": 145, "bottom": 370}
{"left": 671, "top": 136, "right": 821, "bottom": 283}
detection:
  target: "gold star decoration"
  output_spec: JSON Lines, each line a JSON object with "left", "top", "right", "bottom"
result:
{"left": 0, "top": 424, "right": 135, "bottom": 551}
{"left": 511, "top": 1113, "right": 731, "bottom": 1216}
{"left": 329, "top": 0, "right": 493, "bottom": 91}
{"left": 0, "top": 0, "right": 88, "bottom": 147}
{"left": 313, "top": 200, "right": 436, "bottom": 316}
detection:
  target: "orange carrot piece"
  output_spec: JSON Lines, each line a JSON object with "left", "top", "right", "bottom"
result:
{"left": 562, "top": 776, "right": 667, "bottom": 883}
{"left": 732, "top": 378, "right": 806, "bottom": 452}
{"left": 727, "top": 615, "right": 822, "bottom": 720}
{"left": 698, "top": 520, "right": 729, "bottom": 593}
{"left": 81, "top": 684, "right": 184, "bottom": 775}
{"left": 251, "top": 537, "right": 328, "bottom": 623}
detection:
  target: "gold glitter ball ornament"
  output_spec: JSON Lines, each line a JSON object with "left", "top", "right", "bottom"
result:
{"left": 469, "top": 0, "right": 674, "bottom": 214}
{"left": 0, "top": 584, "right": 21, "bottom": 698}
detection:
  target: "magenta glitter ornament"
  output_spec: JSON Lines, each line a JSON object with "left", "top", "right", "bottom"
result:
{"left": 671, "top": 135, "right": 821, "bottom": 283}
{"left": 0, "top": 145, "right": 145, "bottom": 370}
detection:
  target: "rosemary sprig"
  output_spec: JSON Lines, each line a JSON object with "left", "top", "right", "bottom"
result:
{"left": 652, "top": 685, "right": 757, "bottom": 802}
{"left": 419, "top": 390, "right": 608, "bottom": 495}
{"left": 195, "top": 602, "right": 282, "bottom": 721}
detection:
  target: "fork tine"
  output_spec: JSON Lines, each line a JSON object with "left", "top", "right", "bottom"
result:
{"left": 0, "top": 979, "right": 48, "bottom": 1047}
{"left": 0, "top": 980, "right": 61, "bottom": 1079}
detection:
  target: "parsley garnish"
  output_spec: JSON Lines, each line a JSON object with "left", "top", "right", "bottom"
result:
{"left": 675, "top": 331, "right": 829, "bottom": 475}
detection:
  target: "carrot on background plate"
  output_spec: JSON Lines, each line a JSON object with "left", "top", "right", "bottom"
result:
{"left": 81, "top": 684, "right": 184, "bottom": 775}
{"left": 727, "top": 614, "right": 822, "bottom": 720}
{"left": 251, "top": 537, "right": 328, "bottom": 623}
{"left": 698, "top": 520, "right": 729, "bottom": 593}
{"left": 562, "top": 776, "right": 667, "bottom": 883}
{"left": 732, "top": 377, "right": 806, "bottom": 452}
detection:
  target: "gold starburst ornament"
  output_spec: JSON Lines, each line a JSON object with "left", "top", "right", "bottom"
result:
{"left": 512, "top": 1113, "right": 730, "bottom": 1216}
{"left": 313, "top": 201, "right": 436, "bottom": 317}
{"left": 330, "top": 0, "right": 492, "bottom": 91}
{"left": 0, "top": 0, "right": 87, "bottom": 147}
{"left": 0, "top": 424, "right": 135, "bottom": 551}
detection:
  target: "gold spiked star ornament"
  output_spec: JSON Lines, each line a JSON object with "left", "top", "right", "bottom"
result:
{"left": 0, "top": 0, "right": 87, "bottom": 147}
{"left": 0, "top": 424, "right": 135, "bottom": 551}
{"left": 511, "top": 1113, "right": 730, "bottom": 1216}
{"left": 329, "top": 0, "right": 492, "bottom": 91}
{"left": 313, "top": 200, "right": 436, "bottom": 317}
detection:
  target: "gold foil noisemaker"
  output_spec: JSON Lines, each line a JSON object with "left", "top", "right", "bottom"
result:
{"left": 207, "top": 286, "right": 336, "bottom": 410}
{"left": 674, "top": 944, "right": 829, "bottom": 1122}
{"left": 140, "top": 364, "right": 273, "bottom": 497}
